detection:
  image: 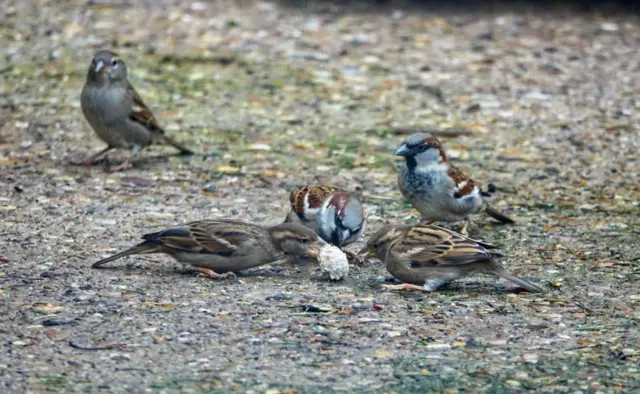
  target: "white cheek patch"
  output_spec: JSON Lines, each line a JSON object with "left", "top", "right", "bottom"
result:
{"left": 94, "top": 60, "right": 104, "bottom": 72}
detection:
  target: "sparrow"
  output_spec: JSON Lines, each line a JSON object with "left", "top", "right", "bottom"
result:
{"left": 79, "top": 50, "right": 193, "bottom": 171}
{"left": 91, "top": 219, "right": 325, "bottom": 279}
{"left": 395, "top": 133, "right": 514, "bottom": 235}
{"left": 284, "top": 185, "right": 366, "bottom": 262}
{"left": 359, "top": 223, "right": 543, "bottom": 293}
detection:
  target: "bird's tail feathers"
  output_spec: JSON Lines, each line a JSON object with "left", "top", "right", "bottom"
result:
{"left": 91, "top": 242, "right": 161, "bottom": 268}
{"left": 161, "top": 135, "right": 194, "bottom": 155}
{"left": 490, "top": 261, "right": 543, "bottom": 293}
{"left": 485, "top": 204, "right": 515, "bottom": 224}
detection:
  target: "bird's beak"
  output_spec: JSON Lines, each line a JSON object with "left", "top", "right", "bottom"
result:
{"left": 394, "top": 144, "right": 410, "bottom": 156}
{"left": 331, "top": 229, "right": 352, "bottom": 246}
{"left": 357, "top": 245, "right": 375, "bottom": 258}
{"left": 305, "top": 240, "right": 325, "bottom": 259}
{"left": 94, "top": 60, "right": 105, "bottom": 73}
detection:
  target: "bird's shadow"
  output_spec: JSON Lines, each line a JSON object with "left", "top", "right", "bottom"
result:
{"left": 65, "top": 150, "right": 219, "bottom": 172}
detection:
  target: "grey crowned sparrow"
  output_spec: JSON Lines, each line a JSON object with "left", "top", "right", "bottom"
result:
{"left": 395, "top": 133, "right": 514, "bottom": 235}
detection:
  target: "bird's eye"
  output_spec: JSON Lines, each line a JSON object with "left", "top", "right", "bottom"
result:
{"left": 110, "top": 58, "right": 119, "bottom": 68}
{"left": 300, "top": 237, "right": 309, "bottom": 244}
{"left": 374, "top": 241, "right": 380, "bottom": 248}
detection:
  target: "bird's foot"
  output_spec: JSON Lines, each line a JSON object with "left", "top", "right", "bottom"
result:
{"left": 459, "top": 221, "right": 470, "bottom": 236}
{"left": 192, "top": 267, "right": 236, "bottom": 280}
{"left": 108, "top": 158, "right": 133, "bottom": 172}
{"left": 381, "top": 283, "right": 426, "bottom": 292}
{"left": 69, "top": 147, "right": 112, "bottom": 166}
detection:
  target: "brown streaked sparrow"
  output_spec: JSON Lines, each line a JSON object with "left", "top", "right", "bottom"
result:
{"left": 92, "top": 219, "right": 325, "bottom": 279}
{"left": 359, "top": 223, "right": 543, "bottom": 293}
{"left": 78, "top": 50, "right": 193, "bottom": 171}
{"left": 395, "top": 133, "right": 514, "bottom": 235}
{"left": 284, "top": 185, "right": 366, "bottom": 261}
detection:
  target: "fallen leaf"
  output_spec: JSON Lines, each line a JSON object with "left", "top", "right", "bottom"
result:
{"left": 451, "top": 340, "right": 466, "bottom": 347}
{"left": 374, "top": 349, "right": 390, "bottom": 358}
{"left": 293, "top": 142, "right": 312, "bottom": 150}
{"left": 45, "top": 329, "right": 62, "bottom": 340}
{"left": 488, "top": 339, "right": 508, "bottom": 346}
{"left": 216, "top": 165, "right": 242, "bottom": 174}
{"left": 572, "top": 312, "right": 586, "bottom": 318}
{"left": 140, "top": 302, "right": 176, "bottom": 311}
{"left": 121, "top": 291, "right": 140, "bottom": 298}
{"left": 263, "top": 170, "right": 284, "bottom": 178}
{"left": 33, "top": 303, "right": 61, "bottom": 312}
{"left": 506, "top": 380, "right": 521, "bottom": 387}
{"left": 387, "top": 331, "right": 401, "bottom": 338}
{"left": 198, "top": 292, "right": 217, "bottom": 297}
{"left": 248, "top": 143, "right": 272, "bottom": 151}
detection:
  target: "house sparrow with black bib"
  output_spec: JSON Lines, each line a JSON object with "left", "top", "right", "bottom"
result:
{"left": 395, "top": 133, "right": 514, "bottom": 235}
{"left": 359, "top": 223, "right": 543, "bottom": 293}
{"left": 284, "top": 185, "right": 366, "bottom": 262}
{"left": 92, "top": 219, "right": 325, "bottom": 279}
{"left": 78, "top": 50, "right": 193, "bottom": 171}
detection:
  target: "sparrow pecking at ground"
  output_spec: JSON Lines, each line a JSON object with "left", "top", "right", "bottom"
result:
{"left": 359, "top": 223, "right": 543, "bottom": 293}
{"left": 91, "top": 219, "right": 325, "bottom": 279}
{"left": 284, "top": 185, "right": 366, "bottom": 262}
{"left": 78, "top": 50, "right": 193, "bottom": 171}
{"left": 395, "top": 133, "right": 514, "bottom": 235}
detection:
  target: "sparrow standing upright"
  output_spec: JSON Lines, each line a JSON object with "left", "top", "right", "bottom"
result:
{"left": 395, "top": 133, "right": 513, "bottom": 234}
{"left": 359, "top": 223, "right": 543, "bottom": 293}
{"left": 91, "top": 219, "right": 325, "bottom": 278}
{"left": 79, "top": 50, "right": 192, "bottom": 171}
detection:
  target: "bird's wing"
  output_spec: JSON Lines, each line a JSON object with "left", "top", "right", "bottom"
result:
{"left": 394, "top": 225, "right": 495, "bottom": 267}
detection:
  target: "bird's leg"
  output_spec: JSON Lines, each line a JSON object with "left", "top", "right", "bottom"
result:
{"left": 74, "top": 146, "right": 112, "bottom": 166}
{"left": 108, "top": 146, "right": 140, "bottom": 172}
{"left": 108, "top": 157, "right": 132, "bottom": 172}
{"left": 381, "top": 283, "right": 426, "bottom": 292}
{"left": 459, "top": 220, "right": 470, "bottom": 236}
{"left": 192, "top": 266, "right": 236, "bottom": 280}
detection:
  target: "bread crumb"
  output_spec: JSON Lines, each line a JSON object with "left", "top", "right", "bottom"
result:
{"left": 317, "top": 244, "right": 349, "bottom": 280}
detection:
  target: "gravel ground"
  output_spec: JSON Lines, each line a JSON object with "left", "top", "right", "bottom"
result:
{"left": 1, "top": 1, "right": 639, "bottom": 392}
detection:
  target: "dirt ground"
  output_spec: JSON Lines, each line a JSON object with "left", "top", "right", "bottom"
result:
{"left": 1, "top": 0, "right": 639, "bottom": 392}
